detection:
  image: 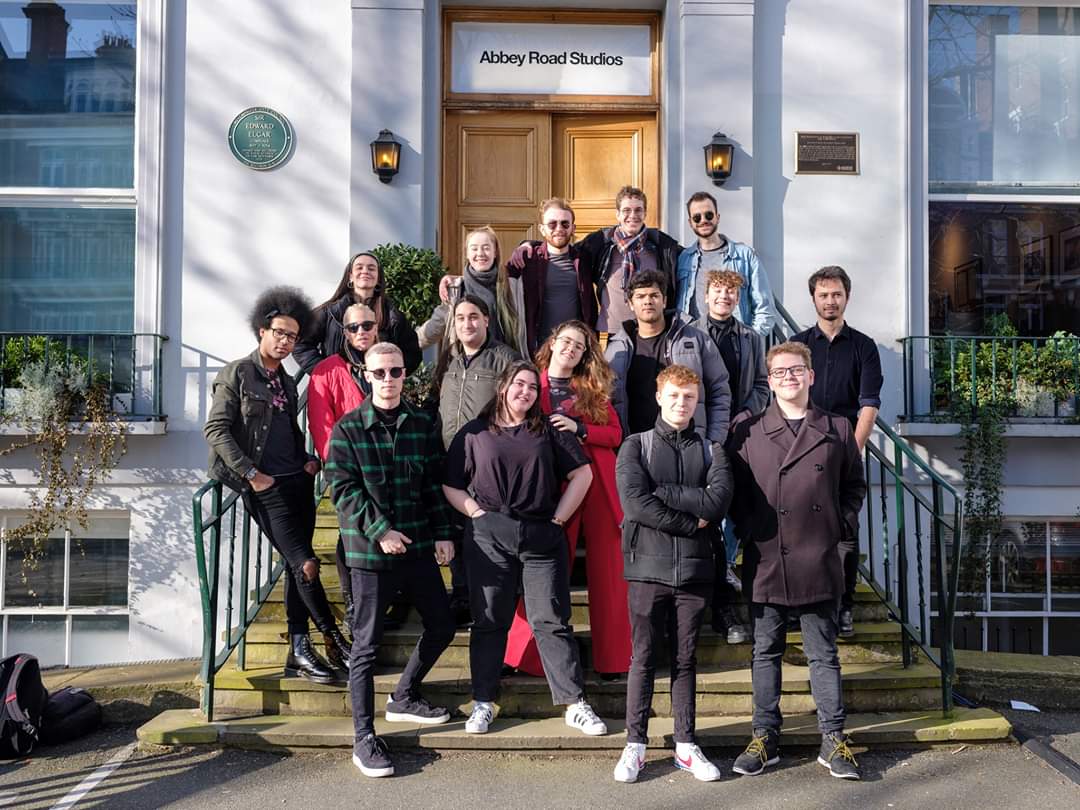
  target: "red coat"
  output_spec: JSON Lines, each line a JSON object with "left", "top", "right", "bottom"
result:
{"left": 307, "top": 354, "right": 366, "bottom": 460}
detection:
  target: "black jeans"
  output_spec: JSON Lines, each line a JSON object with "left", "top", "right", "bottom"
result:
{"left": 244, "top": 473, "right": 335, "bottom": 635}
{"left": 334, "top": 535, "right": 354, "bottom": 604}
{"left": 449, "top": 512, "right": 469, "bottom": 602}
{"left": 466, "top": 511, "right": 584, "bottom": 705}
{"left": 625, "top": 580, "right": 710, "bottom": 744}
{"left": 838, "top": 537, "right": 858, "bottom": 609}
{"left": 349, "top": 554, "right": 455, "bottom": 737}
{"left": 749, "top": 600, "right": 845, "bottom": 735}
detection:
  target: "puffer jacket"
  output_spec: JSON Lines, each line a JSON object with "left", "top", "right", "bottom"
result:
{"left": 437, "top": 338, "right": 521, "bottom": 449}
{"left": 615, "top": 417, "right": 733, "bottom": 587}
{"left": 204, "top": 349, "right": 317, "bottom": 492}
{"left": 604, "top": 311, "right": 732, "bottom": 443}
{"left": 293, "top": 293, "right": 421, "bottom": 376}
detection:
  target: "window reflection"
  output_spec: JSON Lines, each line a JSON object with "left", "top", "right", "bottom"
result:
{"left": 0, "top": 2, "right": 136, "bottom": 188}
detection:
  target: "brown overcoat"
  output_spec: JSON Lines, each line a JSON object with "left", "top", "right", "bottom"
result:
{"left": 726, "top": 401, "right": 867, "bottom": 606}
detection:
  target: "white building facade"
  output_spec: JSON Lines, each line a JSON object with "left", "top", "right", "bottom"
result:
{"left": 1, "top": 0, "right": 1078, "bottom": 665}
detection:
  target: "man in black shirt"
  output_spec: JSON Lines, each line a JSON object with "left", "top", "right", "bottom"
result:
{"left": 791, "top": 265, "right": 883, "bottom": 637}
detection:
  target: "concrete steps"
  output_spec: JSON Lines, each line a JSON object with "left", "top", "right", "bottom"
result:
{"left": 210, "top": 662, "right": 943, "bottom": 718}
{"left": 138, "top": 706, "right": 1013, "bottom": 750}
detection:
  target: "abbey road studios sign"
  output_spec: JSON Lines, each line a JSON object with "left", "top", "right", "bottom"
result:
{"left": 795, "top": 132, "right": 860, "bottom": 175}
{"left": 450, "top": 22, "right": 652, "bottom": 96}
{"left": 228, "top": 107, "right": 295, "bottom": 170}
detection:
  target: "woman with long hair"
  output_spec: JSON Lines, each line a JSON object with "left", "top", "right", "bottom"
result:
{"left": 294, "top": 252, "right": 422, "bottom": 375}
{"left": 504, "top": 320, "right": 631, "bottom": 678}
{"left": 307, "top": 302, "right": 378, "bottom": 630}
{"left": 442, "top": 361, "right": 607, "bottom": 737}
{"left": 418, "top": 226, "right": 527, "bottom": 358}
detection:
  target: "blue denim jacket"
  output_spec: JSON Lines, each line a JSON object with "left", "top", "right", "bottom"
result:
{"left": 675, "top": 237, "right": 776, "bottom": 336}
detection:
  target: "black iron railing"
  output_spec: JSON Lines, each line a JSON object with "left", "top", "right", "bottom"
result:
{"left": 773, "top": 303, "right": 964, "bottom": 713}
{"left": 0, "top": 331, "right": 168, "bottom": 420}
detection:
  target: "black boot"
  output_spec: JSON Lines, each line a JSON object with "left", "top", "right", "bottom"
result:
{"left": 285, "top": 633, "right": 336, "bottom": 685}
{"left": 323, "top": 628, "right": 352, "bottom": 676}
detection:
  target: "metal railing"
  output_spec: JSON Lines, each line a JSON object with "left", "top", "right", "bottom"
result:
{"left": 899, "top": 335, "right": 1080, "bottom": 421}
{"left": 773, "top": 303, "right": 965, "bottom": 713}
{"left": 0, "top": 331, "right": 168, "bottom": 420}
{"left": 192, "top": 371, "right": 325, "bottom": 721}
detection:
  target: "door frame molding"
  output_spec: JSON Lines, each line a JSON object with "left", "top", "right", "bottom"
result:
{"left": 442, "top": 8, "right": 661, "bottom": 113}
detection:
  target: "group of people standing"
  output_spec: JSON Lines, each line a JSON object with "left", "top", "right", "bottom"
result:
{"left": 203, "top": 185, "right": 883, "bottom": 785}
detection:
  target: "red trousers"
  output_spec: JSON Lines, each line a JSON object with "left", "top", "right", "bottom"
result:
{"left": 503, "top": 484, "right": 631, "bottom": 675}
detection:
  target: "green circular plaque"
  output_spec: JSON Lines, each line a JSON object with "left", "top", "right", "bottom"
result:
{"left": 227, "top": 107, "right": 294, "bottom": 170}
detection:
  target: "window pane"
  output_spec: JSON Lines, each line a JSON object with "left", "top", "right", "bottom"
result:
{"left": 69, "top": 537, "right": 127, "bottom": 607}
{"left": 929, "top": 202, "right": 1080, "bottom": 336}
{"left": 990, "top": 521, "right": 1047, "bottom": 611}
{"left": 1048, "top": 617, "right": 1080, "bottom": 655}
{"left": 4, "top": 536, "right": 64, "bottom": 607}
{"left": 986, "top": 616, "right": 1043, "bottom": 654}
{"left": 70, "top": 615, "right": 128, "bottom": 666}
{"left": 0, "top": 207, "right": 134, "bottom": 332}
{"left": 0, "top": 2, "right": 137, "bottom": 188}
{"left": 7, "top": 615, "right": 65, "bottom": 666}
{"left": 1049, "top": 521, "right": 1080, "bottom": 605}
{"left": 929, "top": 6, "right": 1080, "bottom": 187}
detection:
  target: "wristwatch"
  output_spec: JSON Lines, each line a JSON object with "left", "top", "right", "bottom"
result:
{"left": 245, "top": 466, "right": 258, "bottom": 481}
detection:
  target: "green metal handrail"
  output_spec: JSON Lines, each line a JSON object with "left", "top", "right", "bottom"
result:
{"left": 898, "top": 334, "right": 1080, "bottom": 421}
{"left": 0, "top": 331, "right": 169, "bottom": 420}
{"left": 773, "top": 302, "right": 964, "bottom": 713}
{"left": 192, "top": 371, "right": 325, "bottom": 720}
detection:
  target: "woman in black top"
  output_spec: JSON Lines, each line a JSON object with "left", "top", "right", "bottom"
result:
{"left": 293, "top": 251, "right": 422, "bottom": 375}
{"left": 443, "top": 361, "right": 608, "bottom": 738}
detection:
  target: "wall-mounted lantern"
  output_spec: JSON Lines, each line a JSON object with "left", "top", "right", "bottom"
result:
{"left": 704, "top": 132, "right": 735, "bottom": 186}
{"left": 370, "top": 129, "right": 402, "bottom": 184}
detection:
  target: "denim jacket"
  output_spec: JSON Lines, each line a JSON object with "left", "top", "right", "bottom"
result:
{"left": 675, "top": 236, "right": 776, "bottom": 336}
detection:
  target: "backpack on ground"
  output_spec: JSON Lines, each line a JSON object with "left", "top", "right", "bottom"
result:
{"left": 41, "top": 687, "right": 102, "bottom": 746}
{"left": 0, "top": 653, "right": 49, "bottom": 759}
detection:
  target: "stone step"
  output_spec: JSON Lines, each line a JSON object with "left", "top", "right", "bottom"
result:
{"left": 137, "top": 706, "right": 1013, "bottom": 750}
{"left": 256, "top": 582, "right": 892, "bottom": 625}
{"left": 229, "top": 621, "right": 906, "bottom": 669}
{"left": 209, "top": 662, "right": 943, "bottom": 718}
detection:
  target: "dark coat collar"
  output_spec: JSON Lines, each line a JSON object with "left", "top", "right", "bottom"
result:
{"left": 761, "top": 400, "right": 831, "bottom": 470}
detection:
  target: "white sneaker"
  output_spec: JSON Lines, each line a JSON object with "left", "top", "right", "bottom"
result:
{"left": 564, "top": 699, "right": 608, "bottom": 736}
{"left": 614, "top": 742, "right": 647, "bottom": 783}
{"left": 465, "top": 701, "right": 494, "bottom": 734}
{"left": 674, "top": 742, "right": 722, "bottom": 782}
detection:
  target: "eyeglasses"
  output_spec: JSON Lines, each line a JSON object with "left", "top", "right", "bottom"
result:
{"left": 269, "top": 328, "right": 299, "bottom": 344}
{"left": 344, "top": 321, "right": 377, "bottom": 333}
{"left": 368, "top": 366, "right": 405, "bottom": 380}
{"left": 768, "top": 365, "right": 809, "bottom": 380}
{"left": 618, "top": 207, "right": 645, "bottom": 217}
{"left": 691, "top": 211, "right": 716, "bottom": 224}
{"left": 555, "top": 335, "right": 586, "bottom": 353}
{"left": 544, "top": 219, "right": 572, "bottom": 230}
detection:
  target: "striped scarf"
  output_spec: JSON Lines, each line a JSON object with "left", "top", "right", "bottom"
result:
{"left": 612, "top": 227, "right": 647, "bottom": 290}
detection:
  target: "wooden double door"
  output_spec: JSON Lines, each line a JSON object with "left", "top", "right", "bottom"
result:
{"left": 441, "top": 110, "right": 659, "bottom": 272}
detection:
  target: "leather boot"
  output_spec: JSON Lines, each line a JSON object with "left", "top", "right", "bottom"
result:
{"left": 323, "top": 628, "right": 352, "bottom": 676}
{"left": 285, "top": 633, "right": 336, "bottom": 684}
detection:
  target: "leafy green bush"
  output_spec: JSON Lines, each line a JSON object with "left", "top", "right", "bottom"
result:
{"left": 2, "top": 336, "right": 82, "bottom": 389}
{"left": 371, "top": 243, "right": 448, "bottom": 328}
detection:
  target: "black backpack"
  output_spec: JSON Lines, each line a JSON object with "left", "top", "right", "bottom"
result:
{"left": 0, "top": 654, "right": 49, "bottom": 759}
{"left": 41, "top": 687, "right": 101, "bottom": 746}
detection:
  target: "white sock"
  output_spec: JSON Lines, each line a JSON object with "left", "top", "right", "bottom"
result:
{"left": 627, "top": 742, "right": 646, "bottom": 754}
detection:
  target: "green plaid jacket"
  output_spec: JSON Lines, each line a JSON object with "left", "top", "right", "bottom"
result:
{"left": 324, "top": 399, "right": 454, "bottom": 571}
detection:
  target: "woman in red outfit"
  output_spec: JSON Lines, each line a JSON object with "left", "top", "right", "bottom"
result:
{"left": 504, "top": 320, "right": 631, "bottom": 677}
{"left": 307, "top": 302, "right": 377, "bottom": 627}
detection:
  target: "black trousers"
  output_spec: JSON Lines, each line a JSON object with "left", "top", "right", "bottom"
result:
{"left": 624, "top": 580, "right": 710, "bottom": 744}
{"left": 838, "top": 537, "right": 858, "bottom": 609}
{"left": 750, "top": 600, "right": 845, "bottom": 735}
{"left": 466, "top": 511, "right": 584, "bottom": 705}
{"left": 244, "top": 473, "right": 335, "bottom": 635}
{"left": 349, "top": 554, "right": 455, "bottom": 737}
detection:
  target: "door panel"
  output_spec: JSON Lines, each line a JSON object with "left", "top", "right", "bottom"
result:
{"left": 443, "top": 111, "right": 550, "bottom": 270}
{"left": 552, "top": 114, "right": 658, "bottom": 238}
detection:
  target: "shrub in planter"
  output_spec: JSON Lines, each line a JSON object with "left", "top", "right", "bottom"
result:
{"left": 370, "top": 243, "right": 448, "bottom": 329}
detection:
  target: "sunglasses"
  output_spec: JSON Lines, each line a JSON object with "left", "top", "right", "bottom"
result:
{"left": 691, "top": 211, "right": 716, "bottom": 224}
{"left": 368, "top": 366, "right": 405, "bottom": 380}
{"left": 544, "top": 219, "right": 572, "bottom": 230}
{"left": 344, "top": 320, "right": 377, "bottom": 333}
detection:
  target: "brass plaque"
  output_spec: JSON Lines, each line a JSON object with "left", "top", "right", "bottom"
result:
{"left": 795, "top": 132, "right": 859, "bottom": 175}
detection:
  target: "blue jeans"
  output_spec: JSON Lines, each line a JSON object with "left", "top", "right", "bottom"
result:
{"left": 749, "top": 600, "right": 845, "bottom": 735}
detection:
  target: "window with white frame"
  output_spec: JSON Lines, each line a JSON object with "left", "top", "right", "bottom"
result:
{"left": 928, "top": 3, "right": 1080, "bottom": 337}
{"left": 0, "top": 514, "right": 130, "bottom": 666}
{"left": 932, "top": 518, "right": 1080, "bottom": 655}
{"left": 0, "top": 1, "right": 137, "bottom": 333}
